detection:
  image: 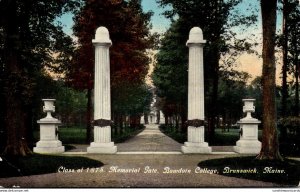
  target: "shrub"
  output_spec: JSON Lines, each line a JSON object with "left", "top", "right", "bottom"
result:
{"left": 278, "top": 116, "right": 300, "bottom": 134}
{"left": 278, "top": 116, "right": 300, "bottom": 157}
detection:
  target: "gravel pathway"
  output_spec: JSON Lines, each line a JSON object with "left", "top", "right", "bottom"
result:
{"left": 116, "top": 124, "right": 182, "bottom": 152}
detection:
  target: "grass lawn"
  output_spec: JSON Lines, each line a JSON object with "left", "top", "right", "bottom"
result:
{"left": 160, "top": 125, "right": 263, "bottom": 146}
{"left": 34, "top": 125, "right": 145, "bottom": 145}
{"left": 159, "top": 125, "right": 187, "bottom": 144}
{"left": 113, "top": 126, "right": 145, "bottom": 143}
{"left": 33, "top": 126, "right": 86, "bottom": 144}
{"left": 59, "top": 126, "right": 87, "bottom": 144}
{"left": 0, "top": 154, "right": 103, "bottom": 178}
{"left": 210, "top": 129, "right": 262, "bottom": 146}
{"left": 198, "top": 156, "right": 300, "bottom": 186}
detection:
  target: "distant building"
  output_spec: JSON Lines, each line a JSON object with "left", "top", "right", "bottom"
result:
{"left": 140, "top": 88, "right": 165, "bottom": 124}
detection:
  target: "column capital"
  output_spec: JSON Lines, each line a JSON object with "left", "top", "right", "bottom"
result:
{"left": 186, "top": 27, "right": 206, "bottom": 46}
{"left": 92, "top": 26, "right": 112, "bottom": 46}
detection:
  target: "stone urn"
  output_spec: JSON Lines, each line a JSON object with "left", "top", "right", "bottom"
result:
{"left": 233, "top": 99, "right": 261, "bottom": 154}
{"left": 33, "top": 99, "right": 65, "bottom": 154}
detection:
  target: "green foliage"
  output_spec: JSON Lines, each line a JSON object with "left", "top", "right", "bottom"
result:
{"left": 33, "top": 127, "right": 85, "bottom": 145}
{"left": 246, "top": 76, "right": 283, "bottom": 121}
{"left": 159, "top": 124, "right": 187, "bottom": 143}
{"left": 0, "top": 0, "right": 77, "bottom": 75}
{"left": 158, "top": 0, "right": 258, "bottom": 72}
{"left": 34, "top": 125, "right": 144, "bottom": 145}
{"left": 57, "top": 127, "right": 86, "bottom": 144}
{"left": 112, "top": 125, "right": 145, "bottom": 143}
{"left": 198, "top": 156, "right": 300, "bottom": 186}
{"left": 55, "top": 81, "right": 87, "bottom": 127}
{"left": 282, "top": 0, "right": 300, "bottom": 73}
{"left": 0, "top": 154, "right": 103, "bottom": 178}
{"left": 154, "top": 0, "right": 258, "bottom": 133}
{"left": 112, "top": 83, "right": 153, "bottom": 116}
{"left": 278, "top": 116, "right": 300, "bottom": 129}
{"left": 246, "top": 77, "right": 263, "bottom": 118}
{"left": 160, "top": 125, "right": 263, "bottom": 146}
{"left": 210, "top": 129, "right": 240, "bottom": 146}
{"left": 277, "top": 0, "right": 300, "bottom": 117}
{"left": 152, "top": 20, "right": 188, "bottom": 120}
{"left": 29, "top": 76, "right": 87, "bottom": 130}
{"left": 278, "top": 116, "right": 300, "bottom": 156}
{"left": 0, "top": 0, "right": 78, "bottom": 155}
{"left": 218, "top": 70, "right": 250, "bottom": 125}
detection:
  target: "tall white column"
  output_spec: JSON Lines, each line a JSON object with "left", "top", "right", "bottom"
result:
{"left": 182, "top": 27, "right": 212, "bottom": 153}
{"left": 87, "top": 26, "right": 117, "bottom": 154}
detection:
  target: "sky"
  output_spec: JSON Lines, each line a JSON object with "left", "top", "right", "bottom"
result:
{"left": 141, "top": 0, "right": 171, "bottom": 33}
{"left": 57, "top": 0, "right": 285, "bottom": 84}
{"left": 58, "top": 0, "right": 171, "bottom": 35}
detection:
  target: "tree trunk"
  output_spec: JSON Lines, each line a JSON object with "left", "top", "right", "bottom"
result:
{"left": 4, "top": 87, "right": 32, "bottom": 156}
{"left": 156, "top": 109, "right": 160, "bottom": 124}
{"left": 206, "top": 0, "right": 222, "bottom": 143}
{"left": 86, "top": 88, "right": 92, "bottom": 143}
{"left": 144, "top": 112, "right": 149, "bottom": 124}
{"left": 294, "top": 50, "right": 299, "bottom": 116}
{"left": 257, "top": 0, "right": 283, "bottom": 160}
{"left": 25, "top": 106, "right": 34, "bottom": 148}
{"left": 207, "top": 52, "right": 220, "bottom": 142}
{"left": 129, "top": 115, "right": 135, "bottom": 129}
{"left": 115, "top": 114, "right": 120, "bottom": 135}
{"left": 0, "top": 87, "right": 5, "bottom": 153}
{"left": 165, "top": 115, "right": 169, "bottom": 126}
{"left": 281, "top": 0, "right": 289, "bottom": 118}
{"left": 291, "top": 22, "right": 299, "bottom": 116}
{"left": 2, "top": 0, "right": 32, "bottom": 156}
{"left": 0, "top": 57, "right": 4, "bottom": 152}
{"left": 119, "top": 114, "right": 124, "bottom": 134}
{"left": 175, "top": 114, "right": 179, "bottom": 129}
{"left": 180, "top": 111, "right": 187, "bottom": 133}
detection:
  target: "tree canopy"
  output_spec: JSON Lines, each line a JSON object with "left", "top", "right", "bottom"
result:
{"left": 279, "top": 0, "right": 300, "bottom": 117}
{"left": 67, "top": 0, "right": 155, "bottom": 137}
{"left": 153, "top": 0, "right": 258, "bottom": 137}
{"left": 0, "top": 0, "right": 78, "bottom": 155}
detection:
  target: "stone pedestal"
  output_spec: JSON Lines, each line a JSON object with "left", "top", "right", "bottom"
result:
{"left": 234, "top": 99, "right": 261, "bottom": 154}
{"left": 87, "top": 26, "right": 117, "bottom": 154}
{"left": 182, "top": 27, "right": 211, "bottom": 154}
{"left": 34, "top": 99, "right": 64, "bottom": 154}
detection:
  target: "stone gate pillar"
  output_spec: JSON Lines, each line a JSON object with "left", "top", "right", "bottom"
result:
{"left": 87, "top": 26, "right": 117, "bottom": 154}
{"left": 182, "top": 27, "right": 212, "bottom": 153}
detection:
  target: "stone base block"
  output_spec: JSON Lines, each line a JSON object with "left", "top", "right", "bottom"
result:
{"left": 33, "top": 140, "right": 65, "bottom": 154}
{"left": 233, "top": 140, "right": 261, "bottom": 154}
{"left": 87, "top": 142, "right": 117, "bottom": 154}
{"left": 181, "top": 142, "right": 212, "bottom": 154}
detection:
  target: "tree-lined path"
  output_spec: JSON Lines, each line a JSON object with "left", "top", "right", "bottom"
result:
{"left": 117, "top": 124, "right": 182, "bottom": 152}
{"left": 66, "top": 124, "right": 235, "bottom": 153}
{"left": 66, "top": 124, "right": 182, "bottom": 153}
